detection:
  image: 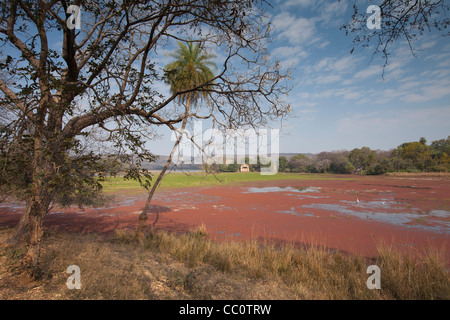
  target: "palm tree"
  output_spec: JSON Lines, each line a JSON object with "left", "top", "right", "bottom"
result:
{"left": 164, "top": 41, "right": 216, "bottom": 109}
{"left": 136, "top": 41, "right": 216, "bottom": 243}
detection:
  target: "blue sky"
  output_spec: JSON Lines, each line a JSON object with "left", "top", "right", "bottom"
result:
{"left": 264, "top": 0, "right": 450, "bottom": 154}
{"left": 6, "top": 1, "right": 448, "bottom": 156}
{"left": 146, "top": 0, "right": 450, "bottom": 156}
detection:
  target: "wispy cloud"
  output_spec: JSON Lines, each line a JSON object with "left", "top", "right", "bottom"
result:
{"left": 271, "top": 12, "right": 319, "bottom": 46}
{"left": 337, "top": 106, "right": 450, "bottom": 136}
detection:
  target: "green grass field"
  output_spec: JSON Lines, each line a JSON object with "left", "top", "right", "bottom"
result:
{"left": 102, "top": 172, "right": 350, "bottom": 193}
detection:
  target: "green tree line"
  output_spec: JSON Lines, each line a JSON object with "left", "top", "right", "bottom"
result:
{"left": 202, "top": 156, "right": 271, "bottom": 173}
{"left": 282, "top": 136, "right": 450, "bottom": 175}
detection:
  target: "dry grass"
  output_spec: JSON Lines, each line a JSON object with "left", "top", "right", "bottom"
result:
{"left": 0, "top": 226, "right": 449, "bottom": 300}
{"left": 384, "top": 172, "right": 450, "bottom": 178}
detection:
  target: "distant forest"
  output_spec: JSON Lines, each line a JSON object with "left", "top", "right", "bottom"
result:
{"left": 205, "top": 136, "right": 450, "bottom": 175}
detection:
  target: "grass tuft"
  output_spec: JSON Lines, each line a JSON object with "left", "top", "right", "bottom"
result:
{"left": 0, "top": 226, "right": 448, "bottom": 300}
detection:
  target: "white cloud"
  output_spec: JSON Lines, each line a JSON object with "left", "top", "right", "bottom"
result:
{"left": 315, "top": 74, "right": 342, "bottom": 84}
{"left": 425, "top": 52, "right": 450, "bottom": 62}
{"left": 419, "top": 40, "right": 437, "bottom": 50}
{"left": 420, "top": 68, "right": 450, "bottom": 80}
{"left": 342, "top": 90, "right": 365, "bottom": 100}
{"left": 317, "top": 40, "right": 330, "bottom": 49}
{"left": 301, "top": 55, "right": 362, "bottom": 86}
{"left": 279, "top": 57, "right": 300, "bottom": 69}
{"left": 315, "top": 55, "right": 358, "bottom": 74}
{"left": 293, "top": 102, "right": 319, "bottom": 123}
{"left": 398, "top": 80, "right": 421, "bottom": 91}
{"left": 337, "top": 106, "right": 450, "bottom": 135}
{"left": 272, "top": 46, "right": 308, "bottom": 59}
{"left": 313, "top": 1, "right": 349, "bottom": 27}
{"left": 271, "top": 45, "right": 309, "bottom": 70}
{"left": 438, "top": 60, "right": 450, "bottom": 68}
{"left": 279, "top": 0, "right": 325, "bottom": 9}
{"left": 297, "top": 87, "right": 364, "bottom": 100}
{"left": 401, "top": 81, "right": 450, "bottom": 103}
{"left": 329, "top": 56, "right": 356, "bottom": 73}
{"left": 271, "top": 12, "right": 319, "bottom": 46}
{"left": 353, "top": 65, "right": 382, "bottom": 80}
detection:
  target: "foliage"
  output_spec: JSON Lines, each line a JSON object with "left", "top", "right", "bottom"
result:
{"left": 288, "top": 153, "right": 313, "bottom": 173}
{"left": 348, "top": 147, "right": 376, "bottom": 173}
{"left": 286, "top": 136, "right": 450, "bottom": 175}
{"left": 0, "top": 125, "right": 124, "bottom": 207}
{"left": 164, "top": 41, "right": 217, "bottom": 106}
{"left": 0, "top": 0, "right": 292, "bottom": 266}
{"left": 278, "top": 156, "right": 288, "bottom": 172}
{"left": 202, "top": 155, "right": 271, "bottom": 173}
{"left": 221, "top": 163, "right": 240, "bottom": 172}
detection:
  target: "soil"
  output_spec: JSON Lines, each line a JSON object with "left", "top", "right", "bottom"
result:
{"left": 1, "top": 174, "right": 449, "bottom": 263}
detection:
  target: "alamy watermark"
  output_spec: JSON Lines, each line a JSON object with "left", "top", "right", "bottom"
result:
{"left": 65, "top": 4, "right": 381, "bottom": 35}
{"left": 66, "top": 265, "right": 81, "bottom": 290}
{"left": 66, "top": 5, "right": 81, "bottom": 30}
{"left": 366, "top": 265, "right": 381, "bottom": 289}
{"left": 171, "top": 121, "right": 279, "bottom": 175}
{"left": 367, "top": 5, "right": 382, "bottom": 30}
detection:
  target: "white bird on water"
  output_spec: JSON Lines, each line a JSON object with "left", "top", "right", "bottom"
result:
{"left": 356, "top": 198, "right": 360, "bottom": 203}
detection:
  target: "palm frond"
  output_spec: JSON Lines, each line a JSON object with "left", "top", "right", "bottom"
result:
{"left": 164, "top": 41, "right": 217, "bottom": 106}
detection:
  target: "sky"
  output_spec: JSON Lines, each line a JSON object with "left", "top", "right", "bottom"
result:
{"left": 146, "top": 0, "right": 450, "bottom": 156}
{"left": 264, "top": 0, "right": 450, "bottom": 154}
{"left": 4, "top": 1, "right": 449, "bottom": 157}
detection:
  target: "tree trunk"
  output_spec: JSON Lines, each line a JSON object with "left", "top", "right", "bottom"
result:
{"left": 135, "top": 135, "right": 181, "bottom": 242}
{"left": 135, "top": 103, "right": 190, "bottom": 244}
{"left": 7, "top": 201, "right": 31, "bottom": 246}
{"left": 19, "top": 124, "right": 54, "bottom": 273}
{"left": 21, "top": 178, "right": 52, "bottom": 273}
{"left": 135, "top": 119, "right": 187, "bottom": 244}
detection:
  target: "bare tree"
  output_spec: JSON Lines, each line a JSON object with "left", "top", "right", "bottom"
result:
{"left": 0, "top": 0, "right": 291, "bottom": 272}
{"left": 341, "top": 0, "right": 450, "bottom": 71}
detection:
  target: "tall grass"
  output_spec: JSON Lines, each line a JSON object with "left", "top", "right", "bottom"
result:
{"left": 134, "top": 227, "right": 449, "bottom": 300}
{"left": 384, "top": 172, "right": 450, "bottom": 177}
{"left": 1, "top": 226, "right": 448, "bottom": 300}
{"left": 375, "top": 241, "right": 449, "bottom": 299}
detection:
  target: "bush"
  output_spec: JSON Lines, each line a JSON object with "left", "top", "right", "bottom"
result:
{"left": 428, "top": 165, "right": 448, "bottom": 172}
